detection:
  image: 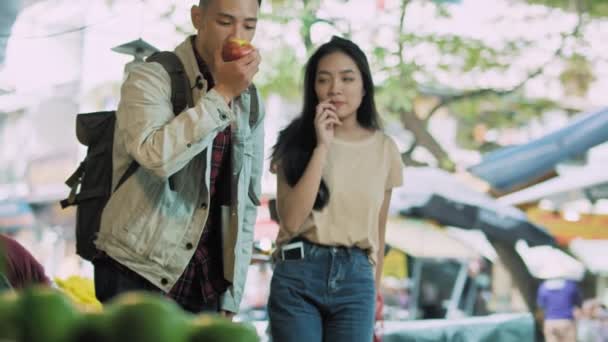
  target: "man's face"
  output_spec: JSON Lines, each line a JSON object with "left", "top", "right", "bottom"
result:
{"left": 191, "top": 0, "right": 259, "bottom": 61}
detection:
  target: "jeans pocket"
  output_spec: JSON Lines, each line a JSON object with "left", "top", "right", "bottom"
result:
{"left": 353, "top": 254, "right": 374, "bottom": 280}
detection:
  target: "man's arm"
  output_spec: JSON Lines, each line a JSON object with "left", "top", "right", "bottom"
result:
{"left": 116, "top": 62, "right": 235, "bottom": 178}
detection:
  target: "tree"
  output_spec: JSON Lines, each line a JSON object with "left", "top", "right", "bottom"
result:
{"left": 258, "top": 0, "right": 593, "bottom": 169}
{"left": 160, "top": 0, "right": 597, "bottom": 169}
{"left": 526, "top": 0, "right": 608, "bottom": 17}
{"left": 377, "top": 0, "right": 595, "bottom": 169}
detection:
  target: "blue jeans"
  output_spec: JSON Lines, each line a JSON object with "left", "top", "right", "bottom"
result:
{"left": 268, "top": 240, "right": 376, "bottom": 342}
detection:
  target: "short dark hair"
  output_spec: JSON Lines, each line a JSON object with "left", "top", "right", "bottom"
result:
{"left": 199, "top": 0, "right": 261, "bottom": 7}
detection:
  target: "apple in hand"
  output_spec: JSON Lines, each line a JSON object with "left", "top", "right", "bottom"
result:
{"left": 221, "top": 38, "right": 255, "bottom": 62}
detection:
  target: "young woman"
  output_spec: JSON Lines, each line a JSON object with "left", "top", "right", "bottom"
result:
{"left": 268, "top": 36, "right": 403, "bottom": 342}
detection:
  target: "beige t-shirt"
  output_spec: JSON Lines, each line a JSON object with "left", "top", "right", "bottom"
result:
{"left": 275, "top": 131, "right": 403, "bottom": 264}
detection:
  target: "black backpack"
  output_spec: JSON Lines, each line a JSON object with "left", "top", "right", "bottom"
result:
{"left": 60, "top": 52, "right": 259, "bottom": 261}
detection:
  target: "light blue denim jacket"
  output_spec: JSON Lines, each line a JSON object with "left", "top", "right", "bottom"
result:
{"left": 95, "top": 36, "right": 264, "bottom": 313}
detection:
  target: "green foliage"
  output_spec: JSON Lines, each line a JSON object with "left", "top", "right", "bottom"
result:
{"left": 526, "top": 0, "right": 608, "bottom": 17}
{"left": 559, "top": 53, "right": 595, "bottom": 97}
{"left": 452, "top": 94, "right": 558, "bottom": 150}
{"left": 253, "top": 0, "right": 595, "bottom": 165}
{"left": 257, "top": 46, "right": 304, "bottom": 101}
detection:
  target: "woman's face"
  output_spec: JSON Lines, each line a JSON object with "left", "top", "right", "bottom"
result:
{"left": 314, "top": 51, "right": 365, "bottom": 120}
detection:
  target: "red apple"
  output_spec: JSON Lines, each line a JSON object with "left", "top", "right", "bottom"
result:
{"left": 222, "top": 38, "right": 255, "bottom": 62}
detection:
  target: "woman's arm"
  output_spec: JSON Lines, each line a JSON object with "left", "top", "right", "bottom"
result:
{"left": 275, "top": 145, "right": 329, "bottom": 234}
{"left": 376, "top": 190, "right": 393, "bottom": 289}
{"left": 275, "top": 99, "right": 340, "bottom": 234}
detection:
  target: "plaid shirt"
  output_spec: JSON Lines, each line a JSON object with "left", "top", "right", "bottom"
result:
{"left": 166, "top": 38, "right": 231, "bottom": 310}
{"left": 167, "top": 125, "right": 232, "bottom": 310}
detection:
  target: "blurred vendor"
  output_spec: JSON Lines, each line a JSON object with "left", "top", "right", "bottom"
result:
{"left": 0, "top": 234, "right": 51, "bottom": 289}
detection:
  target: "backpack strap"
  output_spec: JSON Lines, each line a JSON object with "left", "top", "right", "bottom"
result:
{"left": 147, "top": 51, "right": 194, "bottom": 114}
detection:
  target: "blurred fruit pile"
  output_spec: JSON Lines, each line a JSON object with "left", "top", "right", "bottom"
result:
{"left": 0, "top": 286, "right": 259, "bottom": 342}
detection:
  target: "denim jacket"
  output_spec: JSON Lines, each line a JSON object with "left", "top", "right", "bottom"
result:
{"left": 95, "top": 36, "right": 264, "bottom": 313}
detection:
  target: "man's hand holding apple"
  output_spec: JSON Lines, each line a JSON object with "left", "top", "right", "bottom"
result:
{"left": 212, "top": 38, "right": 260, "bottom": 105}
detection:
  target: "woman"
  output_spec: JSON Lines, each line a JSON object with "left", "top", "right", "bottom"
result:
{"left": 268, "top": 36, "right": 403, "bottom": 342}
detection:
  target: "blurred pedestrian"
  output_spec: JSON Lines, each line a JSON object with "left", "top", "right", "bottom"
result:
{"left": 537, "top": 278, "right": 582, "bottom": 342}
{"left": 575, "top": 299, "right": 602, "bottom": 342}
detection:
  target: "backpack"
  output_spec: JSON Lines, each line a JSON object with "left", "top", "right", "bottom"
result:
{"left": 60, "top": 51, "right": 259, "bottom": 262}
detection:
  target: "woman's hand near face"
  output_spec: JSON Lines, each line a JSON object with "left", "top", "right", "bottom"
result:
{"left": 314, "top": 99, "right": 342, "bottom": 148}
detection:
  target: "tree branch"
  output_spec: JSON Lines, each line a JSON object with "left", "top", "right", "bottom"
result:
{"left": 401, "top": 139, "right": 427, "bottom": 166}
{"left": 401, "top": 153, "right": 428, "bottom": 167}
{"left": 397, "top": 0, "right": 410, "bottom": 72}
{"left": 423, "top": 15, "right": 585, "bottom": 124}
{"left": 400, "top": 110, "right": 454, "bottom": 170}
{"left": 404, "top": 139, "right": 417, "bottom": 155}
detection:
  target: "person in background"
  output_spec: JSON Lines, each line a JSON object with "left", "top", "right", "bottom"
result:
{"left": 537, "top": 278, "right": 582, "bottom": 342}
{"left": 598, "top": 306, "right": 608, "bottom": 342}
{"left": 575, "top": 299, "right": 602, "bottom": 342}
{"left": 0, "top": 233, "right": 50, "bottom": 289}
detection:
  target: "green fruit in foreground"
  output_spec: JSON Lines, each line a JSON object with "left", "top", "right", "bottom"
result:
{"left": 0, "top": 290, "right": 19, "bottom": 340}
{"left": 107, "top": 291, "right": 190, "bottom": 342}
{"left": 189, "top": 315, "right": 259, "bottom": 342}
{"left": 69, "top": 311, "right": 111, "bottom": 342}
{"left": 19, "top": 286, "right": 80, "bottom": 342}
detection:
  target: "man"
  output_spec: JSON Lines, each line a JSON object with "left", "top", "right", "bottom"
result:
{"left": 93, "top": 0, "right": 264, "bottom": 317}
{"left": 537, "top": 278, "right": 582, "bottom": 342}
{"left": 0, "top": 234, "right": 50, "bottom": 289}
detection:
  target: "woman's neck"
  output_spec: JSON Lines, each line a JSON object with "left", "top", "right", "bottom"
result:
{"left": 334, "top": 115, "right": 373, "bottom": 141}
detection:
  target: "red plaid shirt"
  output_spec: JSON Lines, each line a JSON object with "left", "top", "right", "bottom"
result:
{"left": 166, "top": 38, "right": 232, "bottom": 311}
{"left": 167, "top": 125, "right": 232, "bottom": 310}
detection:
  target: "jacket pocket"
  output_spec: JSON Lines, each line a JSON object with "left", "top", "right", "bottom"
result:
{"left": 111, "top": 173, "right": 164, "bottom": 255}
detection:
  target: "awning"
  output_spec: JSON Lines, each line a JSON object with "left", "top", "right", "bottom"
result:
{"left": 499, "top": 164, "right": 608, "bottom": 206}
{"left": 526, "top": 208, "right": 608, "bottom": 245}
{"left": 446, "top": 226, "right": 498, "bottom": 262}
{"left": 382, "top": 313, "right": 535, "bottom": 342}
{"left": 515, "top": 240, "right": 585, "bottom": 281}
{"left": 393, "top": 167, "right": 555, "bottom": 247}
{"left": 468, "top": 108, "right": 608, "bottom": 193}
{"left": 385, "top": 217, "right": 481, "bottom": 259}
{"left": 569, "top": 239, "right": 608, "bottom": 276}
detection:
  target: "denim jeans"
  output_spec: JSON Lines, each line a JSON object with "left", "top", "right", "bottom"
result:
{"left": 268, "top": 240, "right": 376, "bottom": 342}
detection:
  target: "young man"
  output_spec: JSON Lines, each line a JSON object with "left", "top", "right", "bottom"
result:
{"left": 93, "top": 0, "right": 264, "bottom": 316}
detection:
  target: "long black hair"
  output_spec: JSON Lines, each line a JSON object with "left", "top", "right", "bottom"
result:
{"left": 271, "top": 36, "right": 381, "bottom": 210}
